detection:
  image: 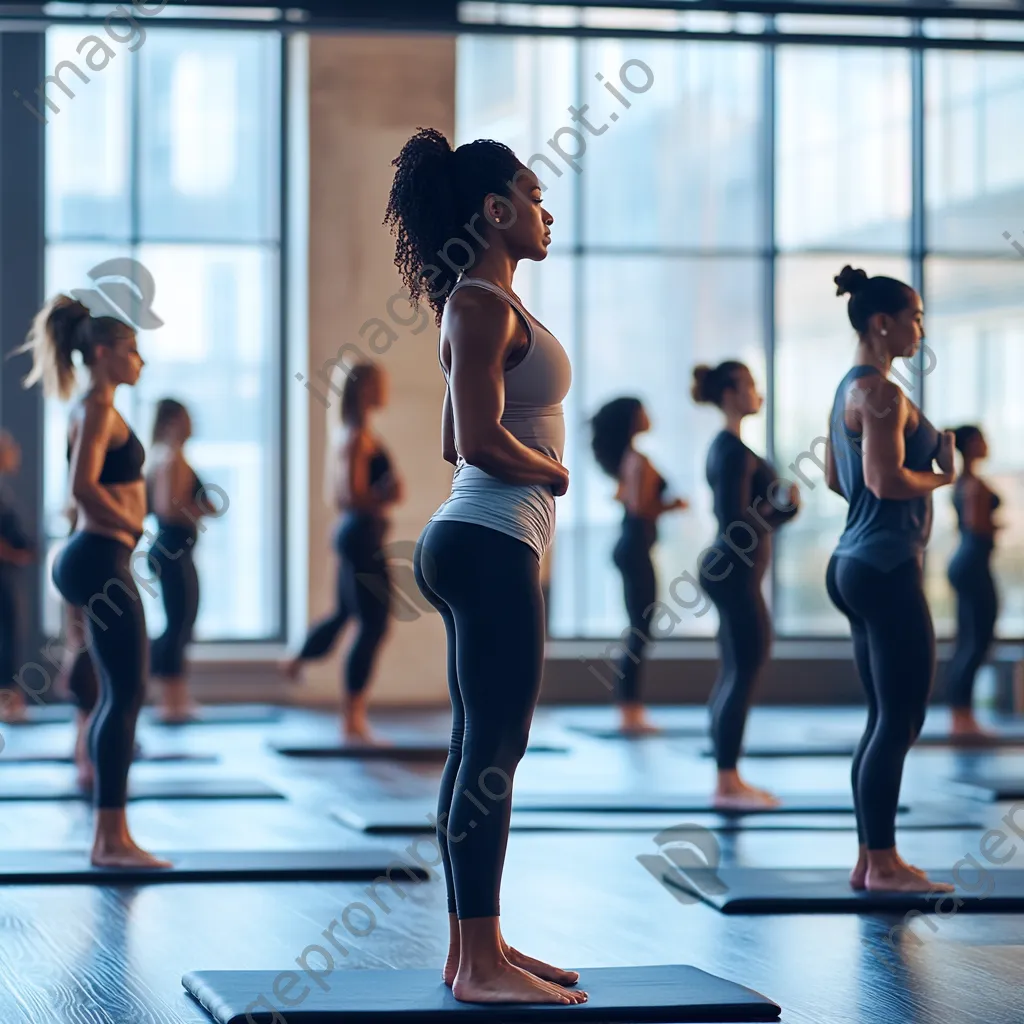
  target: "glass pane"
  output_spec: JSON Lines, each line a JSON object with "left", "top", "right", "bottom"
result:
{"left": 138, "top": 30, "right": 280, "bottom": 241}
{"left": 776, "top": 46, "right": 911, "bottom": 251}
{"left": 456, "top": 35, "right": 578, "bottom": 248}
{"left": 575, "top": 255, "right": 765, "bottom": 639}
{"left": 774, "top": 254, "right": 912, "bottom": 636}
{"left": 923, "top": 258, "right": 1024, "bottom": 638}
{"left": 44, "top": 27, "right": 131, "bottom": 240}
{"left": 132, "top": 244, "right": 280, "bottom": 640}
{"left": 581, "top": 40, "right": 763, "bottom": 250}
{"left": 926, "top": 51, "right": 1024, "bottom": 254}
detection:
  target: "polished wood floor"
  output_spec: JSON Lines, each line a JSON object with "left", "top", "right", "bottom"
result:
{"left": 1, "top": 703, "right": 1023, "bottom": 1023}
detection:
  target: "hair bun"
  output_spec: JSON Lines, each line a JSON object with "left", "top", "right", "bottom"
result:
{"left": 834, "top": 265, "right": 869, "bottom": 297}
{"left": 690, "top": 364, "right": 711, "bottom": 404}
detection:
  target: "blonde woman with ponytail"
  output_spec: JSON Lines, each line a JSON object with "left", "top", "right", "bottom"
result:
{"left": 19, "top": 295, "right": 170, "bottom": 871}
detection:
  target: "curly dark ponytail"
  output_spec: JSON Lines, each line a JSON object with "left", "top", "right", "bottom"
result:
{"left": 590, "top": 397, "right": 643, "bottom": 478}
{"left": 384, "top": 128, "right": 524, "bottom": 327}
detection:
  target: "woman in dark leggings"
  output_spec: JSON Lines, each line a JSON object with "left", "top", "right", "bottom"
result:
{"left": 945, "top": 424, "right": 1000, "bottom": 738}
{"left": 0, "top": 431, "right": 35, "bottom": 724}
{"left": 692, "top": 362, "right": 800, "bottom": 809}
{"left": 19, "top": 294, "right": 168, "bottom": 870}
{"left": 285, "top": 363, "right": 401, "bottom": 742}
{"left": 825, "top": 264, "right": 955, "bottom": 894}
{"left": 146, "top": 399, "right": 213, "bottom": 723}
{"left": 591, "top": 397, "right": 687, "bottom": 734}
{"left": 387, "top": 129, "right": 584, "bottom": 1006}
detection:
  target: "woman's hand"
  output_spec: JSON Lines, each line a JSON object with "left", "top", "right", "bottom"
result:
{"left": 550, "top": 465, "right": 570, "bottom": 497}
{"left": 669, "top": 497, "right": 689, "bottom": 512}
{"left": 936, "top": 430, "right": 956, "bottom": 481}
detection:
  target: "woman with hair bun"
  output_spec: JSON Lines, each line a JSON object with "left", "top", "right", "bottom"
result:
{"left": 387, "top": 129, "right": 585, "bottom": 1007}
{"left": 825, "top": 264, "right": 955, "bottom": 893}
{"left": 18, "top": 295, "right": 169, "bottom": 870}
{"left": 284, "top": 362, "right": 401, "bottom": 743}
{"left": 146, "top": 398, "right": 215, "bottom": 724}
{"left": 692, "top": 361, "right": 800, "bottom": 809}
{"left": 945, "top": 424, "right": 1000, "bottom": 737}
{"left": 590, "top": 396, "right": 687, "bottom": 734}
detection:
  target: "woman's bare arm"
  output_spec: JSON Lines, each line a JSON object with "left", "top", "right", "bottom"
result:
{"left": 334, "top": 434, "right": 392, "bottom": 515}
{"left": 441, "top": 387, "right": 458, "bottom": 466}
{"left": 962, "top": 477, "right": 997, "bottom": 535}
{"left": 70, "top": 404, "right": 143, "bottom": 534}
{"left": 860, "top": 380, "right": 953, "bottom": 500}
{"left": 445, "top": 289, "right": 567, "bottom": 490}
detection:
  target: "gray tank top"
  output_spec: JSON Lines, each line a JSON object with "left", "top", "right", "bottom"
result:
{"left": 429, "top": 277, "right": 572, "bottom": 558}
{"left": 830, "top": 364, "right": 940, "bottom": 571}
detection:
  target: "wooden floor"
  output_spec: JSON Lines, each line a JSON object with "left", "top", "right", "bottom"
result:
{"left": 1, "top": 703, "right": 1023, "bottom": 1023}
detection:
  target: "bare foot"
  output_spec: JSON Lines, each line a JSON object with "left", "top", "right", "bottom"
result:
{"left": 0, "top": 689, "right": 27, "bottom": 724}
{"left": 452, "top": 962, "right": 586, "bottom": 1005}
{"left": 949, "top": 713, "right": 994, "bottom": 742}
{"left": 865, "top": 864, "right": 954, "bottom": 893}
{"left": 503, "top": 946, "right": 580, "bottom": 989}
{"left": 619, "top": 704, "right": 660, "bottom": 736}
{"left": 850, "top": 856, "right": 868, "bottom": 891}
{"left": 91, "top": 840, "right": 172, "bottom": 871}
{"left": 713, "top": 784, "right": 781, "bottom": 811}
{"left": 76, "top": 760, "right": 95, "bottom": 792}
{"left": 443, "top": 951, "right": 459, "bottom": 987}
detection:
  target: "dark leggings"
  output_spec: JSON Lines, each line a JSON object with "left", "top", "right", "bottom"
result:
{"left": 413, "top": 519, "right": 543, "bottom": 920}
{"left": 297, "top": 514, "right": 390, "bottom": 697}
{"left": 52, "top": 532, "right": 147, "bottom": 808}
{"left": 611, "top": 516, "right": 657, "bottom": 704}
{"left": 148, "top": 526, "right": 200, "bottom": 678}
{"left": 700, "top": 557, "right": 771, "bottom": 770}
{"left": 826, "top": 554, "right": 934, "bottom": 849}
{"left": 946, "top": 539, "right": 998, "bottom": 710}
{"left": 0, "top": 569, "right": 25, "bottom": 692}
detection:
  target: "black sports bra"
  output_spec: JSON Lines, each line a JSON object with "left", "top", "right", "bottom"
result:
{"left": 67, "top": 429, "right": 145, "bottom": 485}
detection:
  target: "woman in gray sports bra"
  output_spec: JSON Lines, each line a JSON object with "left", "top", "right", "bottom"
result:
{"left": 825, "top": 265, "right": 955, "bottom": 896}
{"left": 386, "top": 129, "right": 586, "bottom": 1008}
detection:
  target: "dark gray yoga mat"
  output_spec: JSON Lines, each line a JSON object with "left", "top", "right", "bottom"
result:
{"left": 568, "top": 724, "right": 706, "bottom": 740}
{"left": 271, "top": 740, "right": 568, "bottom": 761}
{"left": 701, "top": 743, "right": 856, "bottom": 759}
{"left": 0, "top": 848, "right": 428, "bottom": 885}
{"left": 659, "top": 866, "right": 1024, "bottom": 914}
{"left": 0, "top": 776, "right": 283, "bottom": 802}
{"left": 0, "top": 751, "right": 218, "bottom": 766}
{"left": 952, "top": 772, "right": 1024, "bottom": 801}
{"left": 506, "top": 791, "right": 899, "bottom": 814}
{"left": 333, "top": 805, "right": 976, "bottom": 835}
{"left": 183, "top": 964, "right": 782, "bottom": 1022}
{"left": 143, "top": 704, "right": 284, "bottom": 726}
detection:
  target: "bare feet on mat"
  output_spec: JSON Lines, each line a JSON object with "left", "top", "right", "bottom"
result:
{"left": 865, "top": 864, "right": 954, "bottom": 893}
{"left": 452, "top": 962, "right": 586, "bottom": 1005}
{"left": 157, "top": 678, "right": 199, "bottom": 724}
{"left": 714, "top": 773, "right": 781, "bottom": 810}
{"left": 0, "top": 688, "right": 27, "bottom": 724}
{"left": 502, "top": 946, "right": 580, "bottom": 989}
{"left": 949, "top": 709, "right": 993, "bottom": 740}
{"left": 92, "top": 810, "right": 173, "bottom": 870}
{"left": 619, "top": 704, "right": 660, "bottom": 736}
{"left": 342, "top": 693, "right": 389, "bottom": 745}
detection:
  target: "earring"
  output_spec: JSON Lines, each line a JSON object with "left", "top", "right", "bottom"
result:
{"left": 880, "top": 329, "right": 887, "bottom": 336}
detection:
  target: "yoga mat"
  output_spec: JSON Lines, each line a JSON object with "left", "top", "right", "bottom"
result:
{"left": 182, "top": 964, "right": 782, "bottom": 1022}
{"left": 0, "top": 751, "right": 218, "bottom": 766}
{"left": 333, "top": 805, "right": 977, "bottom": 835}
{"left": 0, "top": 776, "right": 283, "bottom": 802}
{"left": 0, "top": 848, "right": 429, "bottom": 885}
{"left": 568, "top": 724, "right": 706, "bottom": 740}
{"left": 952, "top": 772, "right": 1024, "bottom": 802}
{"left": 143, "top": 704, "right": 284, "bottom": 726}
{"left": 659, "top": 866, "right": 1024, "bottom": 914}
{"left": 271, "top": 740, "right": 568, "bottom": 761}
{"left": 701, "top": 743, "right": 856, "bottom": 759}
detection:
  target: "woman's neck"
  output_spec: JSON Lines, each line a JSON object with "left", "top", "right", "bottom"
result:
{"left": 723, "top": 413, "right": 743, "bottom": 437}
{"left": 463, "top": 246, "right": 517, "bottom": 293}
{"left": 854, "top": 340, "right": 892, "bottom": 377}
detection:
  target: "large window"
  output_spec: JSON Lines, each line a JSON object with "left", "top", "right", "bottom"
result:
{"left": 43, "top": 28, "right": 282, "bottom": 641}
{"left": 458, "top": 31, "right": 1024, "bottom": 641}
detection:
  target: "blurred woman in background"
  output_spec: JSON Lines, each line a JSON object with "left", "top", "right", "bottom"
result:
{"left": 146, "top": 398, "right": 214, "bottom": 724}
{"left": 20, "top": 294, "right": 168, "bottom": 870}
{"left": 284, "top": 363, "right": 401, "bottom": 742}
{"left": 945, "top": 424, "right": 1000, "bottom": 738}
{"left": 0, "top": 431, "right": 35, "bottom": 724}
{"left": 591, "top": 397, "right": 687, "bottom": 734}
{"left": 693, "top": 361, "right": 800, "bottom": 809}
